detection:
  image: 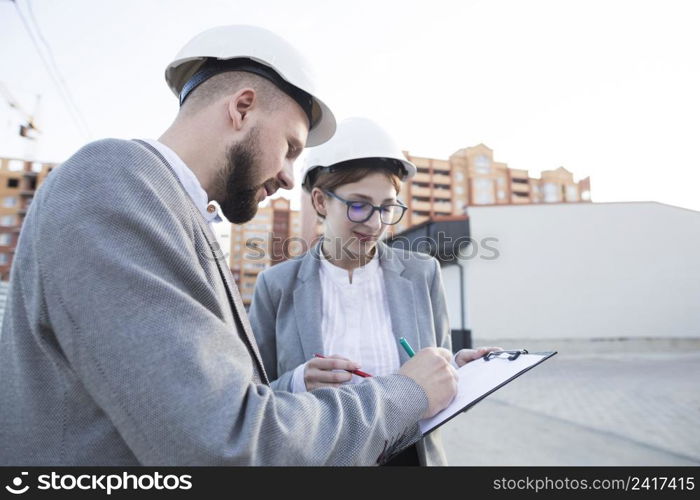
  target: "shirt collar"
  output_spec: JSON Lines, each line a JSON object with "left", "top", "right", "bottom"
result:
{"left": 319, "top": 246, "right": 380, "bottom": 286}
{"left": 143, "top": 139, "right": 222, "bottom": 224}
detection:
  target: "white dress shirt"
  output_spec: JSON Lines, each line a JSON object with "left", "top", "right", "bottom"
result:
{"left": 291, "top": 249, "right": 401, "bottom": 392}
{"left": 143, "top": 139, "right": 222, "bottom": 228}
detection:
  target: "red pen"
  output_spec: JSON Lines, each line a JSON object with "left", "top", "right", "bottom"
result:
{"left": 314, "top": 353, "right": 373, "bottom": 378}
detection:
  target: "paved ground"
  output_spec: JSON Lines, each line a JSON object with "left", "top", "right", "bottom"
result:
{"left": 441, "top": 338, "right": 700, "bottom": 465}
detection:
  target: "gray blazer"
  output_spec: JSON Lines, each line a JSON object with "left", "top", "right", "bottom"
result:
{"left": 249, "top": 240, "right": 451, "bottom": 465}
{"left": 0, "top": 138, "right": 429, "bottom": 466}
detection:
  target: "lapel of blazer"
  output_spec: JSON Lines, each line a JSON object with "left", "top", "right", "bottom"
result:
{"left": 132, "top": 139, "right": 269, "bottom": 384}
{"left": 377, "top": 241, "right": 422, "bottom": 365}
{"left": 293, "top": 242, "right": 325, "bottom": 361}
{"left": 197, "top": 220, "right": 269, "bottom": 385}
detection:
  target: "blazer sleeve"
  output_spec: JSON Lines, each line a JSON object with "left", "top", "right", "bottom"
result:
{"left": 429, "top": 257, "right": 453, "bottom": 352}
{"left": 249, "top": 272, "right": 297, "bottom": 392}
{"left": 35, "top": 140, "right": 427, "bottom": 465}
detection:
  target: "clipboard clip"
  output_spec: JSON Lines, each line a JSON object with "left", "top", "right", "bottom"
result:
{"left": 484, "top": 349, "right": 528, "bottom": 361}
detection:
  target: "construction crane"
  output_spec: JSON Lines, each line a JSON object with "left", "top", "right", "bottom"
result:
{"left": 0, "top": 81, "right": 41, "bottom": 140}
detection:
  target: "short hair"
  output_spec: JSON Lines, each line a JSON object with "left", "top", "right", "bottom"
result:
{"left": 311, "top": 162, "right": 402, "bottom": 219}
{"left": 179, "top": 71, "right": 285, "bottom": 115}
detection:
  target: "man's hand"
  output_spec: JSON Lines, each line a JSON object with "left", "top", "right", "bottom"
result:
{"left": 398, "top": 347, "right": 458, "bottom": 419}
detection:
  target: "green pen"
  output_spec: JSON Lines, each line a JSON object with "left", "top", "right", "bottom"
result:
{"left": 399, "top": 337, "right": 416, "bottom": 358}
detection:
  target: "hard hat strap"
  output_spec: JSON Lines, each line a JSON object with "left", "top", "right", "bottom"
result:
{"left": 179, "top": 58, "right": 314, "bottom": 127}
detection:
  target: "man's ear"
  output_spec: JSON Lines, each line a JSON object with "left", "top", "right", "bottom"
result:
{"left": 227, "top": 88, "right": 256, "bottom": 131}
{"left": 310, "top": 188, "right": 327, "bottom": 217}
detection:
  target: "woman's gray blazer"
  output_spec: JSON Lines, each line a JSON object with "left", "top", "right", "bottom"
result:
{"left": 249, "top": 240, "right": 452, "bottom": 465}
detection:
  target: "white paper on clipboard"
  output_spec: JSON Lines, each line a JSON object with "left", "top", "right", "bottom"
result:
{"left": 420, "top": 350, "right": 557, "bottom": 435}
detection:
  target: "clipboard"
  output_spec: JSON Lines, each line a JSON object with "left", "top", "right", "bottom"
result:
{"left": 420, "top": 349, "right": 557, "bottom": 436}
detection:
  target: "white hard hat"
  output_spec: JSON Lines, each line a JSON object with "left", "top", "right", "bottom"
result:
{"left": 301, "top": 117, "right": 416, "bottom": 192}
{"left": 165, "top": 25, "right": 335, "bottom": 147}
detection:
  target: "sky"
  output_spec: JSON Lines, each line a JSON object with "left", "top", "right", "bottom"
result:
{"left": 1, "top": 0, "right": 699, "bottom": 212}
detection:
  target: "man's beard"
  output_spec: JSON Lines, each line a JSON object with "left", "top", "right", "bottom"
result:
{"left": 215, "top": 128, "right": 269, "bottom": 224}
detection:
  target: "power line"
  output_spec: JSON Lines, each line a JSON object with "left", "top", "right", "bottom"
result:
{"left": 20, "top": 0, "right": 92, "bottom": 138}
{"left": 11, "top": 0, "right": 92, "bottom": 139}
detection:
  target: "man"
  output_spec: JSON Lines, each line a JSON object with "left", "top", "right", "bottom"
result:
{"left": 0, "top": 25, "right": 457, "bottom": 465}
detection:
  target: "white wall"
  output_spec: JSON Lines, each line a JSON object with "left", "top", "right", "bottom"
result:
{"left": 442, "top": 264, "right": 466, "bottom": 330}
{"left": 442, "top": 202, "right": 700, "bottom": 340}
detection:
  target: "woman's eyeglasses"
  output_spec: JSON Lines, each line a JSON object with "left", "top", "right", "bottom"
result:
{"left": 324, "top": 190, "right": 407, "bottom": 225}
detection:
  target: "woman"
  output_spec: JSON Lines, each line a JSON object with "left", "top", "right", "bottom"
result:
{"left": 249, "top": 117, "right": 497, "bottom": 465}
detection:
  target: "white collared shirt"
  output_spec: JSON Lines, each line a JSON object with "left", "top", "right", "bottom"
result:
{"left": 290, "top": 249, "right": 400, "bottom": 392}
{"left": 143, "top": 139, "right": 222, "bottom": 227}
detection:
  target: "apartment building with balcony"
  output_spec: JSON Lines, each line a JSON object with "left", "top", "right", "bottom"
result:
{"left": 229, "top": 197, "right": 301, "bottom": 305}
{"left": 301, "top": 142, "right": 591, "bottom": 245}
{"left": 0, "top": 157, "right": 55, "bottom": 280}
{"left": 447, "top": 143, "right": 591, "bottom": 208}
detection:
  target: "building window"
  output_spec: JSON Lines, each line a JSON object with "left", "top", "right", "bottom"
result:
{"left": 566, "top": 185, "right": 578, "bottom": 202}
{"left": 0, "top": 253, "right": 7, "bottom": 265}
{"left": 8, "top": 160, "right": 24, "bottom": 172}
{"left": 3, "top": 197, "right": 17, "bottom": 208}
{"left": 245, "top": 232, "right": 268, "bottom": 240}
{"left": 7, "top": 178, "right": 20, "bottom": 188}
{"left": 543, "top": 183, "right": 559, "bottom": 203}
{"left": 243, "top": 262, "right": 267, "bottom": 270}
{"left": 474, "top": 155, "right": 491, "bottom": 174}
{"left": 245, "top": 223, "right": 268, "bottom": 231}
{"left": 455, "top": 186, "right": 464, "bottom": 195}
{"left": 474, "top": 179, "right": 495, "bottom": 204}
{"left": 455, "top": 171, "right": 464, "bottom": 182}
{"left": 1, "top": 215, "right": 16, "bottom": 227}
{"left": 0, "top": 233, "right": 11, "bottom": 246}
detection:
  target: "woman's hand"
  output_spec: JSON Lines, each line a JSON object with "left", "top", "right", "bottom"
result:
{"left": 304, "top": 355, "right": 361, "bottom": 391}
{"left": 454, "top": 346, "right": 503, "bottom": 367}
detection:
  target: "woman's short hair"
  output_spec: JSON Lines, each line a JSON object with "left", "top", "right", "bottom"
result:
{"left": 310, "top": 159, "right": 403, "bottom": 219}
